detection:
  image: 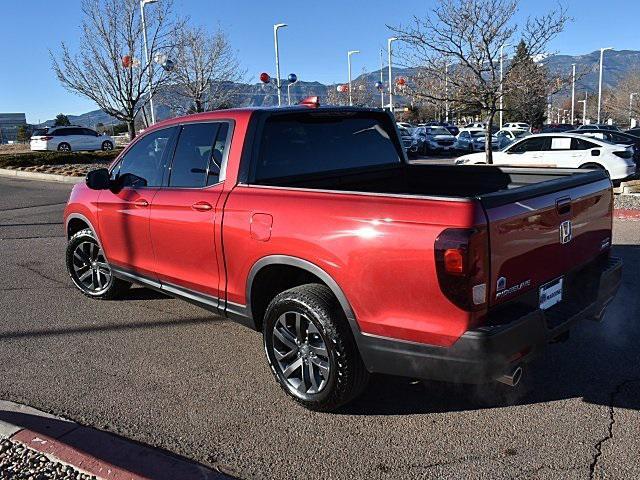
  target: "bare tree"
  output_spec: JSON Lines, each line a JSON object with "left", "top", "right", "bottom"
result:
{"left": 391, "top": 0, "right": 568, "bottom": 163}
{"left": 51, "top": 0, "right": 181, "bottom": 139}
{"left": 167, "top": 26, "right": 245, "bottom": 114}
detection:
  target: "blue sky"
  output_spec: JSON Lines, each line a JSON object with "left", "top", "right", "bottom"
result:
{"left": 1, "top": 0, "right": 638, "bottom": 123}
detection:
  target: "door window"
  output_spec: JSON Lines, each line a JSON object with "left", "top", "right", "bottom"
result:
{"left": 550, "top": 137, "right": 572, "bottom": 150}
{"left": 508, "top": 137, "right": 551, "bottom": 153}
{"left": 571, "top": 138, "right": 597, "bottom": 150}
{"left": 112, "top": 127, "right": 175, "bottom": 188}
{"left": 168, "top": 122, "right": 228, "bottom": 188}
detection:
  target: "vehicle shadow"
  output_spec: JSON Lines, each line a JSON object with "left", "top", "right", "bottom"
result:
{"left": 341, "top": 244, "right": 640, "bottom": 416}
{"left": 120, "top": 286, "right": 170, "bottom": 300}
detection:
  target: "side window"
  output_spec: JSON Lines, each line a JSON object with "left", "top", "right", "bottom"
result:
{"left": 53, "top": 128, "right": 68, "bottom": 137}
{"left": 169, "top": 122, "right": 223, "bottom": 188}
{"left": 571, "top": 138, "right": 597, "bottom": 150}
{"left": 113, "top": 127, "right": 175, "bottom": 188}
{"left": 550, "top": 137, "right": 572, "bottom": 150}
{"left": 83, "top": 128, "right": 98, "bottom": 137}
{"left": 509, "top": 137, "right": 550, "bottom": 153}
{"left": 208, "top": 123, "right": 229, "bottom": 186}
{"left": 66, "top": 128, "right": 83, "bottom": 136}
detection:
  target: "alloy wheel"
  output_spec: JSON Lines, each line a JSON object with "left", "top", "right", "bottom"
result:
{"left": 271, "top": 311, "right": 331, "bottom": 395}
{"left": 71, "top": 240, "right": 111, "bottom": 293}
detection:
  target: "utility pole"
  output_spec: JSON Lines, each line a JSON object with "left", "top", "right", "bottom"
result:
{"left": 379, "top": 49, "right": 385, "bottom": 109}
{"left": 630, "top": 92, "right": 638, "bottom": 128}
{"left": 140, "top": 0, "right": 158, "bottom": 124}
{"left": 499, "top": 43, "right": 510, "bottom": 129}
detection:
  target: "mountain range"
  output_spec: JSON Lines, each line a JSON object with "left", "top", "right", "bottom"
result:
{"left": 47, "top": 49, "right": 640, "bottom": 127}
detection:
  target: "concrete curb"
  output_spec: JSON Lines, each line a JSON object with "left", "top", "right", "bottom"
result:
{"left": 614, "top": 209, "right": 640, "bottom": 220}
{"left": 0, "top": 168, "right": 84, "bottom": 184}
{"left": 0, "top": 400, "right": 232, "bottom": 480}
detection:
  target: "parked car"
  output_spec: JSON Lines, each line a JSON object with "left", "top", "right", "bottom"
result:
{"left": 65, "top": 102, "right": 621, "bottom": 411}
{"left": 495, "top": 129, "right": 531, "bottom": 149}
{"left": 456, "top": 133, "right": 636, "bottom": 182}
{"left": 412, "top": 126, "right": 457, "bottom": 154}
{"left": 398, "top": 126, "right": 418, "bottom": 157}
{"left": 625, "top": 127, "right": 640, "bottom": 137}
{"left": 503, "top": 122, "right": 531, "bottom": 131}
{"left": 576, "top": 124, "right": 621, "bottom": 132}
{"left": 540, "top": 124, "right": 575, "bottom": 133}
{"left": 464, "top": 122, "right": 486, "bottom": 129}
{"left": 567, "top": 129, "right": 640, "bottom": 166}
{"left": 30, "top": 126, "right": 115, "bottom": 152}
{"left": 422, "top": 121, "right": 459, "bottom": 136}
{"left": 396, "top": 122, "right": 415, "bottom": 134}
{"left": 456, "top": 129, "right": 498, "bottom": 152}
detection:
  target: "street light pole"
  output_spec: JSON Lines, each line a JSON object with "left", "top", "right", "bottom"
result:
{"left": 578, "top": 99, "right": 587, "bottom": 125}
{"left": 273, "top": 23, "right": 287, "bottom": 107}
{"left": 630, "top": 93, "right": 638, "bottom": 128}
{"left": 347, "top": 50, "right": 360, "bottom": 107}
{"left": 379, "top": 49, "right": 385, "bottom": 109}
{"left": 570, "top": 63, "right": 576, "bottom": 125}
{"left": 387, "top": 37, "right": 398, "bottom": 114}
{"left": 597, "top": 47, "right": 613, "bottom": 123}
{"left": 445, "top": 62, "right": 450, "bottom": 123}
{"left": 499, "top": 43, "right": 510, "bottom": 129}
{"left": 140, "top": 0, "right": 158, "bottom": 125}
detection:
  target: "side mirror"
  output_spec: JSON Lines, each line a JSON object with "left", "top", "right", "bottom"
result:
{"left": 591, "top": 149, "right": 601, "bottom": 157}
{"left": 86, "top": 168, "right": 111, "bottom": 190}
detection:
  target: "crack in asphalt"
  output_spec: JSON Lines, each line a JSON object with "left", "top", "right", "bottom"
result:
{"left": 0, "top": 202, "right": 67, "bottom": 212}
{"left": 1, "top": 235, "right": 65, "bottom": 240}
{"left": 0, "top": 222, "right": 63, "bottom": 227}
{"left": 589, "top": 378, "right": 640, "bottom": 479}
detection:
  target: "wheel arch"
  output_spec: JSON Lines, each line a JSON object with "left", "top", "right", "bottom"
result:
{"left": 245, "top": 256, "right": 359, "bottom": 336}
{"left": 65, "top": 213, "right": 109, "bottom": 262}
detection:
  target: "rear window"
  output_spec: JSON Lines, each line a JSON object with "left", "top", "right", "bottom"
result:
{"left": 253, "top": 114, "right": 401, "bottom": 182}
{"left": 32, "top": 128, "right": 48, "bottom": 137}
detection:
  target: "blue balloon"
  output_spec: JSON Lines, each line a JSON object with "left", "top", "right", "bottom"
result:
{"left": 288, "top": 73, "right": 297, "bottom": 83}
{"left": 375, "top": 81, "right": 383, "bottom": 90}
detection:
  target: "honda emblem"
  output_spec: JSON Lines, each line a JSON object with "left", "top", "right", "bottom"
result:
{"left": 560, "top": 220, "right": 572, "bottom": 244}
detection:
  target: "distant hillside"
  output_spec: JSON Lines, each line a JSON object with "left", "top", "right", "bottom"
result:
{"left": 47, "top": 49, "right": 640, "bottom": 127}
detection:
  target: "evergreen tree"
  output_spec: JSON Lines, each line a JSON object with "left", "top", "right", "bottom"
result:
{"left": 54, "top": 113, "right": 71, "bottom": 126}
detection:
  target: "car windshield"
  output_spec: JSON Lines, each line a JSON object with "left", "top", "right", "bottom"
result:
{"left": 32, "top": 128, "right": 48, "bottom": 136}
{"left": 471, "top": 131, "right": 486, "bottom": 138}
{"left": 514, "top": 130, "right": 530, "bottom": 138}
{"left": 398, "top": 127, "right": 410, "bottom": 136}
{"left": 427, "top": 127, "right": 450, "bottom": 136}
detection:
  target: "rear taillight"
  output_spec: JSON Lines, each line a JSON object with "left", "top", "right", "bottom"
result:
{"left": 434, "top": 227, "right": 489, "bottom": 312}
{"left": 613, "top": 150, "right": 632, "bottom": 159}
{"left": 40, "top": 136, "right": 53, "bottom": 141}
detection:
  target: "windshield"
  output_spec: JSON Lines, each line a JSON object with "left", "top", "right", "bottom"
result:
{"left": 471, "top": 131, "right": 486, "bottom": 138}
{"left": 514, "top": 130, "right": 530, "bottom": 138}
{"left": 426, "top": 127, "right": 450, "bottom": 136}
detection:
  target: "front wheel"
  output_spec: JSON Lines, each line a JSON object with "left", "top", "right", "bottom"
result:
{"left": 66, "top": 228, "right": 130, "bottom": 299}
{"left": 263, "top": 284, "right": 369, "bottom": 411}
{"left": 57, "top": 142, "right": 71, "bottom": 152}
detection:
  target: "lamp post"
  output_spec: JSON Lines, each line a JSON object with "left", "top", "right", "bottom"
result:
{"left": 630, "top": 92, "right": 638, "bottom": 128}
{"left": 445, "top": 62, "right": 451, "bottom": 123}
{"left": 387, "top": 37, "right": 398, "bottom": 114}
{"left": 578, "top": 99, "right": 587, "bottom": 125}
{"left": 379, "top": 49, "right": 385, "bottom": 109}
{"left": 273, "top": 23, "right": 287, "bottom": 107}
{"left": 570, "top": 63, "right": 576, "bottom": 125}
{"left": 140, "top": 0, "right": 158, "bottom": 124}
{"left": 499, "top": 43, "right": 510, "bottom": 129}
{"left": 597, "top": 47, "right": 613, "bottom": 123}
{"left": 347, "top": 50, "right": 360, "bottom": 106}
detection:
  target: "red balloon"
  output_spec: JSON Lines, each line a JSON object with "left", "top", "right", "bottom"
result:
{"left": 259, "top": 72, "right": 271, "bottom": 83}
{"left": 396, "top": 77, "right": 406, "bottom": 86}
{"left": 122, "top": 55, "right": 132, "bottom": 68}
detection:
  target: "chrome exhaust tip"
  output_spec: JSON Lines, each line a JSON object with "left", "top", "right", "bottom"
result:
{"left": 496, "top": 366, "right": 523, "bottom": 387}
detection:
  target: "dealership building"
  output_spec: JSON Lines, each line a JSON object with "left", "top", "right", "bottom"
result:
{"left": 0, "top": 113, "right": 27, "bottom": 143}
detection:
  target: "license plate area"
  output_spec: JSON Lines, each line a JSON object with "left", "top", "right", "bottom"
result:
{"left": 539, "top": 277, "right": 563, "bottom": 310}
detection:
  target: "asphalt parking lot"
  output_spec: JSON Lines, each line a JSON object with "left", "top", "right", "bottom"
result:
{"left": 1, "top": 176, "right": 639, "bottom": 480}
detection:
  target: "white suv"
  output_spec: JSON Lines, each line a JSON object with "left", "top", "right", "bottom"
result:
{"left": 30, "top": 126, "right": 115, "bottom": 152}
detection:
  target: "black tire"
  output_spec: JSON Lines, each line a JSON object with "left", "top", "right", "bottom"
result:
{"left": 263, "top": 284, "right": 369, "bottom": 412}
{"left": 65, "top": 228, "right": 130, "bottom": 299}
{"left": 57, "top": 142, "right": 71, "bottom": 152}
{"left": 579, "top": 163, "right": 605, "bottom": 170}
{"left": 101, "top": 141, "right": 113, "bottom": 151}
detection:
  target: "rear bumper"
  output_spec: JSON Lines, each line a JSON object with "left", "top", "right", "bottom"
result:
{"left": 357, "top": 256, "right": 622, "bottom": 384}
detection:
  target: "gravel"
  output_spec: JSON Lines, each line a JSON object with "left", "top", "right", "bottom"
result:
{"left": 0, "top": 439, "right": 96, "bottom": 480}
{"left": 614, "top": 193, "right": 640, "bottom": 210}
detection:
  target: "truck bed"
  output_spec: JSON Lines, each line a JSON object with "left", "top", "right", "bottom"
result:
{"left": 257, "top": 163, "right": 609, "bottom": 207}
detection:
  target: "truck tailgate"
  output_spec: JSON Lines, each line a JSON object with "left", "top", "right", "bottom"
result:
{"left": 481, "top": 175, "right": 613, "bottom": 308}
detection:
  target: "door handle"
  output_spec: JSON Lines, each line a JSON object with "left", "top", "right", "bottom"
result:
{"left": 191, "top": 201, "right": 213, "bottom": 212}
{"left": 133, "top": 199, "right": 149, "bottom": 207}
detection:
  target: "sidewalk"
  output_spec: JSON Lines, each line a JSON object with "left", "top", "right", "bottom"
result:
{"left": 0, "top": 401, "right": 231, "bottom": 480}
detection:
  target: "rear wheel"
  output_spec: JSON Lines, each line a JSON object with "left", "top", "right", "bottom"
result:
{"left": 263, "top": 284, "right": 369, "bottom": 411}
{"left": 66, "top": 228, "right": 130, "bottom": 299}
{"left": 579, "top": 163, "right": 605, "bottom": 170}
{"left": 101, "top": 141, "right": 113, "bottom": 151}
{"left": 57, "top": 142, "right": 71, "bottom": 152}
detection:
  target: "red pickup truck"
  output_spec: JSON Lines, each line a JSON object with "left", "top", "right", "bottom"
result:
{"left": 64, "top": 102, "right": 622, "bottom": 411}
